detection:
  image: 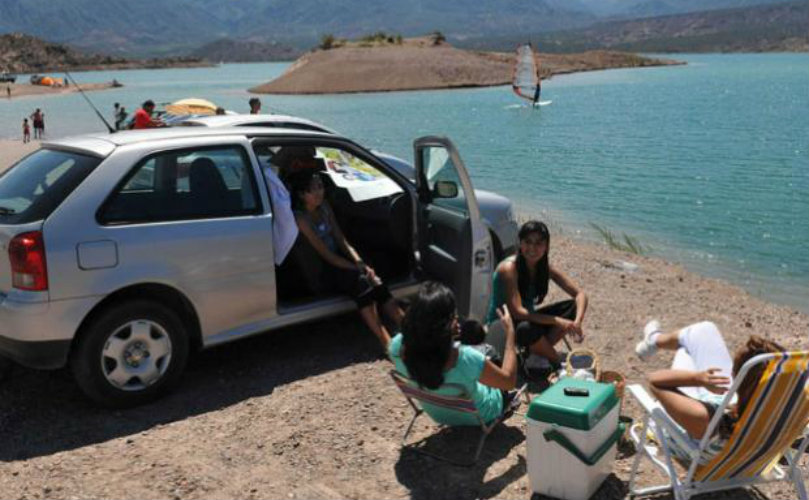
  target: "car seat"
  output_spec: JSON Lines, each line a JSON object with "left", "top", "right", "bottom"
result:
{"left": 189, "top": 157, "right": 229, "bottom": 211}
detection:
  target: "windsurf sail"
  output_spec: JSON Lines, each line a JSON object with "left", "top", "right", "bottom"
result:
{"left": 512, "top": 43, "right": 541, "bottom": 104}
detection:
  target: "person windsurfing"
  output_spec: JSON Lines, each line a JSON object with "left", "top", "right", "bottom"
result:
{"left": 532, "top": 79, "right": 542, "bottom": 106}
{"left": 512, "top": 43, "right": 547, "bottom": 108}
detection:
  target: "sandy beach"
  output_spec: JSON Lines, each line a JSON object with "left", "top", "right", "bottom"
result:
{"left": 0, "top": 139, "right": 806, "bottom": 499}
{"left": 2, "top": 81, "right": 121, "bottom": 100}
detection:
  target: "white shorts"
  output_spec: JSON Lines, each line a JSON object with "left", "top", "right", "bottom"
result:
{"left": 671, "top": 321, "right": 734, "bottom": 403}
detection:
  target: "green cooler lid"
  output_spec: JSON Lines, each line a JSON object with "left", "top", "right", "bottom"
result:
{"left": 526, "top": 378, "right": 618, "bottom": 431}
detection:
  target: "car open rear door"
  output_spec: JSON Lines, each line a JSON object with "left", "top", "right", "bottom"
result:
{"left": 414, "top": 136, "right": 492, "bottom": 320}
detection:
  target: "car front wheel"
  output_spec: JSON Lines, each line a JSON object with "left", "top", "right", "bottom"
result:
{"left": 71, "top": 300, "right": 189, "bottom": 408}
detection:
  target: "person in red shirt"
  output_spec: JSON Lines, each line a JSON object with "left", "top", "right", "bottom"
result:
{"left": 132, "top": 100, "right": 165, "bottom": 129}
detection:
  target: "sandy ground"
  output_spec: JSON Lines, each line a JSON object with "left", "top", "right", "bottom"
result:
{"left": 0, "top": 140, "right": 806, "bottom": 499}
{"left": 0, "top": 139, "right": 39, "bottom": 164}
{"left": 251, "top": 44, "right": 680, "bottom": 95}
{"left": 2, "top": 81, "right": 120, "bottom": 100}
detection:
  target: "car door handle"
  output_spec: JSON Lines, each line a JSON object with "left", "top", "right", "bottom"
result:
{"left": 474, "top": 249, "right": 489, "bottom": 268}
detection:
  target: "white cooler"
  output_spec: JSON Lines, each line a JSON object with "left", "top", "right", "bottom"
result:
{"left": 525, "top": 378, "right": 623, "bottom": 500}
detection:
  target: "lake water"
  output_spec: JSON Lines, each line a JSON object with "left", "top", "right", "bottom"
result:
{"left": 1, "top": 53, "right": 807, "bottom": 312}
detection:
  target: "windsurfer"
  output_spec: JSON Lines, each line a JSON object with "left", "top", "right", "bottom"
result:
{"left": 532, "top": 81, "right": 541, "bottom": 106}
{"left": 513, "top": 43, "right": 547, "bottom": 108}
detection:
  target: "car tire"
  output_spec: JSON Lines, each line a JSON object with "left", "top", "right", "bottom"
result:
{"left": 70, "top": 299, "right": 189, "bottom": 408}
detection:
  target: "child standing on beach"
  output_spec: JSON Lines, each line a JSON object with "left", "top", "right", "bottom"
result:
{"left": 22, "top": 118, "right": 30, "bottom": 143}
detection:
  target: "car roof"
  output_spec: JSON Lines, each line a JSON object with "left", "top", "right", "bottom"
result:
{"left": 42, "top": 126, "right": 340, "bottom": 157}
{"left": 178, "top": 114, "right": 339, "bottom": 134}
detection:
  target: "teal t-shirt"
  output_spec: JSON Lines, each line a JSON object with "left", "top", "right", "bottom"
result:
{"left": 389, "top": 334, "right": 503, "bottom": 426}
{"left": 485, "top": 261, "right": 538, "bottom": 324}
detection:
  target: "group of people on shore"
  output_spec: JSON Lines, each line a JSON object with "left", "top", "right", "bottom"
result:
{"left": 389, "top": 222, "right": 783, "bottom": 454}
{"left": 20, "top": 96, "right": 266, "bottom": 140}
{"left": 21, "top": 108, "right": 45, "bottom": 143}
{"left": 289, "top": 166, "right": 786, "bottom": 458}
{"left": 110, "top": 97, "right": 265, "bottom": 131}
{"left": 112, "top": 100, "right": 164, "bottom": 130}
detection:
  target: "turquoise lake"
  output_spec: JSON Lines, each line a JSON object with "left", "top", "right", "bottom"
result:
{"left": 1, "top": 53, "right": 807, "bottom": 312}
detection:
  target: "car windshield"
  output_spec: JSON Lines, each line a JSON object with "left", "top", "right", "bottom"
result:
{"left": 0, "top": 148, "right": 101, "bottom": 224}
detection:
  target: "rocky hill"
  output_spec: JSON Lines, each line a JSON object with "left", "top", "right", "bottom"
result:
{"left": 569, "top": 0, "right": 808, "bottom": 52}
{"left": 462, "top": 1, "right": 808, "bottom": 53}
{"left": 0, "top": 33, "right": 208, "bottom": 73}
{"left": 0, "top": 0, "right": 793, "bottom": 56}
{"left": 188, "top": 39, "right": 300, "bottom": 63}
{"left": 251, "top": 38, "right": 680, "bottom": 94}
{"left": 0, "top": 0, "right": 594, "bottom": 56}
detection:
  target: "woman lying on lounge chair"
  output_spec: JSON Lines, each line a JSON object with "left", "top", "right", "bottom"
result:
{"left": 389, "top": 281, "right": 520, "bottom": 425}
{"left": 635, "top": 319, "right": 784, "bottom": 463}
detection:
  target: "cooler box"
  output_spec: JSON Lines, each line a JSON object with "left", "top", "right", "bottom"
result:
{"left": 526, "top": 378, "right": 622, "bottom": 500}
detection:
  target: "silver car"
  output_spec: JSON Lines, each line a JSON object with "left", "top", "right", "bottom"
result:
{"left": 178, "top": 114, "right": 518, "bottom": 259}
{"left": 0, "top": 127, "right": 494, "bottom": 407}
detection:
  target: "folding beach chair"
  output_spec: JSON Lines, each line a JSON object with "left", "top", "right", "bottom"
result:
{"left": 390, "top": 370, "right": 525, "bottom": 466}
{"left": 627, "top": 351, "right": 809, "bottom": 500}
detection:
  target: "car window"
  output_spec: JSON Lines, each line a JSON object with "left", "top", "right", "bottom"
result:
{"left": 99, "top": 145, "right": 261, "bottom": 225}
{"left": 0, "top": 148, "right": 101, "bottom": 224}
{"left": 252, "top": 141, "right": 402, "bottom": 203}
{"left": 421, "top": 146, "right": 468, "bottom": 215}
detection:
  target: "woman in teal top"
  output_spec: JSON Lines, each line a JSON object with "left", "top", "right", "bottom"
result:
{"left": 389, "top": 281, "right": 518, "bottom": 425}
{"left": 486, "top": 220, "right": 589, "bottom": 367}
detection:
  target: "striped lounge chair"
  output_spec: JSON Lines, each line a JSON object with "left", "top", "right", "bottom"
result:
{"left": 390, "top": 370, "right": 524, "bottom": 466}
{"left": 627, "top": 351, "right": 809, "bottom": 500}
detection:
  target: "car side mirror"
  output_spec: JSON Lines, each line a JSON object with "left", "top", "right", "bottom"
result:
{"left": 433, "top": 180, "right": 458, "bottom": 199}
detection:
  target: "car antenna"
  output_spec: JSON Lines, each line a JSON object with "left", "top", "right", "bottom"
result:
{"left": 64, "top": 70, "right": 115, "bottom": 134}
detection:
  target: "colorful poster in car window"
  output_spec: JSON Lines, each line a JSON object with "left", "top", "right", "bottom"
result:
{"left": 318, "top": 148, "right": 402, "bottom": 203}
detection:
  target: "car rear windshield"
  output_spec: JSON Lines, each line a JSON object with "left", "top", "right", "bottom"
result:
{"left": 0, "top": 148, "right": 102, "bottom": 224}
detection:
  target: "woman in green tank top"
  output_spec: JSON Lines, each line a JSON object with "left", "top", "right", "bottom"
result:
{"left": 486, "top": 220, "right": 589, "bottom": 366}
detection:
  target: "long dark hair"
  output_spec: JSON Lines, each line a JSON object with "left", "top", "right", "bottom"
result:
{"left": 516, "top": 220, "right": 550, "bottom": 305}
{"left": 286, "top": 169, "right": 318, "bottom": 211}
{"left": 712, "top": 335, "right": 786, "bottom": 439}
{"left": 401, "top": 281, "right": 457, "bottom": 390}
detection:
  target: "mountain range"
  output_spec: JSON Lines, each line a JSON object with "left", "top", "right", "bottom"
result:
{"left": 460, "top": 1, "right": 808, "bottom": 53}
{"left": 0, "top": 0, "right": 794, "bottom": 56}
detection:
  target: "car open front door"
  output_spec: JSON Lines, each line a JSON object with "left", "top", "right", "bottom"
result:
{"left": 414, "top": 136, "right": 492, "bottom": 320}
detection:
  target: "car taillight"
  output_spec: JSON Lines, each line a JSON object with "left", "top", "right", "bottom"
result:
{"left": 9, "top": 231, "right": 48, "bottom": 291}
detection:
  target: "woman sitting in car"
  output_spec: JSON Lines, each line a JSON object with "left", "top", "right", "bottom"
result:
{"left": 287, "top": 169, "right": 404, "bottom": 349}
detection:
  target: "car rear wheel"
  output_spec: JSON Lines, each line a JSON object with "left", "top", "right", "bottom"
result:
{"left": 71, "top": 300, "right": 189, "bottom": 408}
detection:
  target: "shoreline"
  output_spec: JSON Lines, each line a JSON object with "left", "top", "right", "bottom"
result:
{"left": 516, "top": 207, "right": 809, "bottom": 316}
{"left": 2, "top": 81, "right": 122, "bottom": 100}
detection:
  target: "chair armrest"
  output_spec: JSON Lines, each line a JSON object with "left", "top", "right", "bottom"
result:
{"left": 628, "top": 384, "right": 659, "bottom": 412}
{"left": 627, "top": 384, "right": 699, "bottom": 458}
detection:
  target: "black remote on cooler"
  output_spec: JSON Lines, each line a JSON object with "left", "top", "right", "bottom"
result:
{"left": 563, "top": 387, "right": 590, "bottom": 397}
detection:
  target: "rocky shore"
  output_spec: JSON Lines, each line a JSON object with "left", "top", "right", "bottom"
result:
{"left": 0, "top": 140, "right": 805, "bottom": 499}
{"left": 251, "top": 38, "right": 682, "bottom": 95}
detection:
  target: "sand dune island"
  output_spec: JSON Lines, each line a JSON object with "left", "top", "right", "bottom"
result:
{"left": 250, "top": 37, "right": 682, "bottom": 95}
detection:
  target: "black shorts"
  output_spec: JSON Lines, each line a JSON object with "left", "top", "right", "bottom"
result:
{"left": 320, "top": 264, "right": 392, "bottom": 308}
{"left": 515, "top": 299, "right": 577, "bottom": 348}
